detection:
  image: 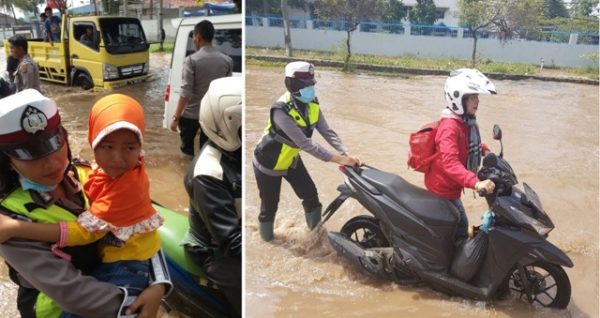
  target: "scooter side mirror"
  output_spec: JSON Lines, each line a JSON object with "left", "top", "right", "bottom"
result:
{"left": 493, "top": 124, "right": 502, "bottom": 140}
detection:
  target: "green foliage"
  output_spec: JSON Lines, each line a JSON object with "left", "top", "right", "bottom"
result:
{"left": 458, "top": 0, "right": 544, "bottom": 66}
{"left": 539, "top": 16, "right": 599, "bottom": 33}
{"left": 247, "top": 46, "right": 598, "bottom": 79}
{"left": 580, "top": 51, "right": 599, "bottom": 66}
{"left": 246, "top": 0, "right": 306, "bottom": 16}
{"left": 102, "top": 0, "right": 119, "bottom": 15}
{"left": 570, "top": 0, "right": 600, "bottom": 17}
{"left": 11, "top": 0, "right": 43, "bottom": 14}
{"left": 381, "top": 0, "right": 407, "bottom": 22}
{"left": 314, "top": 0, "right": 384, "bottom": 70}
{"left": 408, "top": 0, "right": 437, "bottom": 25}
{"left": 542, "top": 0, "right": 569, "bottom": 18}
{"left": 314, "top": 0, "right": 383, "bottom": 27}
{"left": 150, "top": 42, "right": 174, "bottom": 53}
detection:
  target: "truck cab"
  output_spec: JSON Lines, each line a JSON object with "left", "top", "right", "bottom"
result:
{"left": 5, "top": 15, "right": 151, "bottom": 91}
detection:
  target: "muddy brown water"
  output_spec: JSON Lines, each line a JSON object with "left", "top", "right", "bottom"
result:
{"left": 0, "top": 51, "right": 191, "bottom": 317}
{"left": 244, "top": 65, "right": 599, "bottom": 317}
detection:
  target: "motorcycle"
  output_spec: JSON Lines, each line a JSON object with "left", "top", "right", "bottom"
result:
{"left": 321, "top": 124, "right": 573, "bottom": 308}
{"left": 155, "top": 204, "right": 236, "bottom": 317}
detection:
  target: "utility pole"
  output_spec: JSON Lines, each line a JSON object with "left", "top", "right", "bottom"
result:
{"left": 158, "top": 0, "right": 164, "bottom": 50}
{"left": 124, "top": 0, "right": 128, "bottom": 16}
{"left": 150, "top": 0, "right": 153, "bottom": 19}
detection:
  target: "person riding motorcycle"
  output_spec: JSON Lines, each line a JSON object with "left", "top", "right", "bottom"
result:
{"left": 425, "top": 69, "right": 496, "bottom": 238}
{"left": 252, "top": 61, "right": 361, "bottom": 242}
{"left": 181, "top": 76, "right": 242, "bottom": 316}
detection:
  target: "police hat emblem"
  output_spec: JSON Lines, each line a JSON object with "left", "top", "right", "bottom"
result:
{"left": 21, "top": 105, "right": 48, "bottom": 134}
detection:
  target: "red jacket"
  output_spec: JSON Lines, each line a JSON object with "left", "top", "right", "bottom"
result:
{"left": 424, "top": 118, "right": 488, "bottom": 200}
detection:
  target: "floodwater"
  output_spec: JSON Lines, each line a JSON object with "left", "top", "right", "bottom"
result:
{"left": 0, "top": 51, "right": 192, "bottom": 317}
{"left": 244, "top": 65, "right": 599, "bottom": 317}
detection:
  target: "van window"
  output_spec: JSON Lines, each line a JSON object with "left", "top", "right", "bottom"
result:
{"left": 73, "top": 22, "right": 99, "bottom": 51}
{"left": 186, "top": 28, "right": 241, "bottom": 73}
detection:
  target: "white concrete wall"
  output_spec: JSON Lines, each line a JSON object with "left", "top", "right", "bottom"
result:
{"left": 141, "top": 19, "right": 178, "bottom": 42}
{"left": 246, "top": 25, "right": 598, "bottom": 68}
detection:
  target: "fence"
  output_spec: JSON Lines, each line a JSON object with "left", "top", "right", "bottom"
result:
{"left": 246, "top": 15, "right": 599, "bottom": 46}
{"left": 246, "top": 15, "right": 599, "bottom": 68}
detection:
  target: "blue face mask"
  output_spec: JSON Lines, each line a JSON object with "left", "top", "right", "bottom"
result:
{"left": 19, "top": 175, "right": 57, "bottom": 193}
{"left": 296, "top": 86, "right": 315, "bottom": 103}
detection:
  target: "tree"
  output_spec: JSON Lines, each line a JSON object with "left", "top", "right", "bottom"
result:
{"left": 570, "top": 0, "right": 600, "bottom": 17}
{"left": 12, "top": 0, "right": 44, "bottom": 15}
{"left": 381, "top": 0, "right": 407, "bottom": 22}
{"left": 282, "top": 0, "right": 292, "bottom": 57}
{"left": 246, "top": 0, "right": 306, "bottom": 16}
{"left": 408, "top": 0, "right": 438, "bottom": 25}
{"left": 0, "top": 0, "right": 17, "bottom": 26}
{"left": 458, "top": 0, "right": 543, "bottom": 67}
{"left": 102, "top": 0, "right": 118, "bottom": 15}
{"left": 542, "top": 0, "right": 569, "bottom": 18}
{"left": 314, "top": 0, "right": 384, "bottom": 71}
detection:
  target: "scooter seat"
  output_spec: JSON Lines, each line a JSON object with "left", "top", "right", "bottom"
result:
{"left": 361, "top": 168, "right": 459, "bottom": 226}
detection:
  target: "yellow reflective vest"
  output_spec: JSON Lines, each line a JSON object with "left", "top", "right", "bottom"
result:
{"left": 254, "top": 92, "right": 320, "bottom": 172}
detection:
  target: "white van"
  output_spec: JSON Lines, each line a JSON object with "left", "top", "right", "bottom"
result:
{"left": 162, "top": 14, "right": 241, "bottom": 128}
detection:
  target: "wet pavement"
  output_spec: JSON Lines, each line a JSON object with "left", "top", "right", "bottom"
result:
{"left": 244, "top": 65, "right": 599, "bottom": 317}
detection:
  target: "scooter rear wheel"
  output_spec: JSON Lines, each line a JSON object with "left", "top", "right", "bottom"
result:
{"left": 341, "top": 215, "right": 390, "bottom": 248}
{"left": 507, "top": 261, "right": 571, "bottom": 309}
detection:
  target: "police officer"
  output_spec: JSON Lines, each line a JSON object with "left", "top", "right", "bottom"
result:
{"left": 253, "top": 61, "right": 361, "bottom": 242}
{"left": 182, "top": 77, "right": 242, "bottom": 316}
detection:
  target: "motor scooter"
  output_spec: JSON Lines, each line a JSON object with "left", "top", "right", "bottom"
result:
{"left": 321, "top": 125, "right": 573, "bottom": 308}
{"left": 156, "top": 204, "right": 236, "bottom": 317}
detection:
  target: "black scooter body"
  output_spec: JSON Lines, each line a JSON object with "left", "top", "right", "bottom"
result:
{"left": 325, "top": 162, "right": 573, "bottom": 301}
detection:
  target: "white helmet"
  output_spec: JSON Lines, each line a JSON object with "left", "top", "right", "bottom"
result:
{"left": 444, "top": 68, "right": 496, "bottom": 115}
{"left": 199, "top": 76, "right": 242, "bottom": 152}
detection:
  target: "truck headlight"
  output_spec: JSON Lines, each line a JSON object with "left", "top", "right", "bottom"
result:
{"left": 143, "top": 63, "right": 149, "bottom": 74}
{"left": 103, "top": 64, "right": 119, "bottom": 80}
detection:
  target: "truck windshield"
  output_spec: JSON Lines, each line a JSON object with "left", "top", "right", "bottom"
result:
{"left": 99, "top": 18, "right": 148, "bottom": 54}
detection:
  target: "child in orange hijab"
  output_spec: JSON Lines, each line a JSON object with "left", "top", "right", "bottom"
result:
{"left": 0, "top": 94, "right": 163, "bottom": 315}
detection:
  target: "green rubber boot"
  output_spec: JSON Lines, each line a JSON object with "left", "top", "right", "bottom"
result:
{"left": 259, "top": 222, "right": 274, "bottom": 242}
{"left": 304, "top": 204, "right": 322, "bottom": 231}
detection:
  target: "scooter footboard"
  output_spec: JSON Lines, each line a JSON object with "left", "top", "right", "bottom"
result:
{"left": 328, "top": 232, "right": 394, "bottom": 281}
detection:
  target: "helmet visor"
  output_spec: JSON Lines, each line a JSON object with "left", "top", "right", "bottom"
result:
{"left": 0, "top": 128, "right": 65, "bottom": 161}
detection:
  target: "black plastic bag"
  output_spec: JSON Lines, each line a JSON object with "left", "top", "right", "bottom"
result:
{"left": 450, "top": 231, "right": 488, "bottom": 282}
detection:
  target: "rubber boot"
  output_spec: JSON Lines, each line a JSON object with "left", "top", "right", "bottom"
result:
{"left": 304, "top": 204, "right": 322, "bottom": 231}
{"left": 259, "top": 222, "right": 274, "bottom": 242}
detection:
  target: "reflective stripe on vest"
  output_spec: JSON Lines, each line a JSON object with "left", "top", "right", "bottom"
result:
{"left": 0, "top": 164, "right": 91, "bottom": 317}
{"left": 0, "top": 165, "right": 90, "bottom": 223}
{"left": 257, "top": 92, "right": 320, "bottom": 171}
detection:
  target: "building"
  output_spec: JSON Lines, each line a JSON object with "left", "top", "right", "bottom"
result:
{"left": 253, "top": 0, "right": 462, "bottom": 27}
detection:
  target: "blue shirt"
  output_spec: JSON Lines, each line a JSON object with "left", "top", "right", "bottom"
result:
{"left": 44, "top": 16, "right": 61, "bottom": 41}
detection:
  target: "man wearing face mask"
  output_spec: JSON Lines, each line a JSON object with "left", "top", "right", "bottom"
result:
{"left": 253, "top": 61, "right": 362, "bottom": 242}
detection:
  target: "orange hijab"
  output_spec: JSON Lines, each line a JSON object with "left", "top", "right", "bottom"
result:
{"left": 84, "top": 94, "right": 155, "bottom": 227}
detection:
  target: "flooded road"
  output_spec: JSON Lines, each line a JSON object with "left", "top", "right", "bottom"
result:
{"left": 0, "top": 51, "right": 192, "bottom": 317}
{"left": 244, "top": 65, "right": 599, "bottom": 317}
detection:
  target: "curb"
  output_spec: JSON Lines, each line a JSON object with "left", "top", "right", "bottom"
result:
{"left": 247, "top": 55, "right": 599, "bottom": 86}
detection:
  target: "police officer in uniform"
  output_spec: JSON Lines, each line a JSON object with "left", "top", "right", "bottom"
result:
{"left": 253, "top": 61, "right": 361, "bottom": 242}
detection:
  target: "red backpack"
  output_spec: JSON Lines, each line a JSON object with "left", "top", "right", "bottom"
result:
{"left": 407, "top": 120, "right": 440, "bottom": 173}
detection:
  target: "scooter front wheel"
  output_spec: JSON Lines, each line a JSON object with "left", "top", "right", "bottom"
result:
{"left": 507, "top": 261, "right": 571, "bottom": 309}
{"left": 341, "top": 215, "right": 390, "bottom": 249}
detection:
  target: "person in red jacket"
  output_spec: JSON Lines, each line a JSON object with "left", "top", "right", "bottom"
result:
{"left": 425, "top": 69, "right": 497, "bottom": 239}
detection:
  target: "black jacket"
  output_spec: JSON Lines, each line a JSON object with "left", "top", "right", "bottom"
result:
{"left": 183, "top": 141, "right": 241, "bottom": 259}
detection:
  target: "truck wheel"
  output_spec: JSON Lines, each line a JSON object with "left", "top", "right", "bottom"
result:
{"left": 75, "top": 73, "right": 93, "bottom": 90}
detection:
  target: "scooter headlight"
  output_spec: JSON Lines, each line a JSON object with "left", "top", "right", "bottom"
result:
{"left": 522, "top": 213, "right": 553, "bottom": 236}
